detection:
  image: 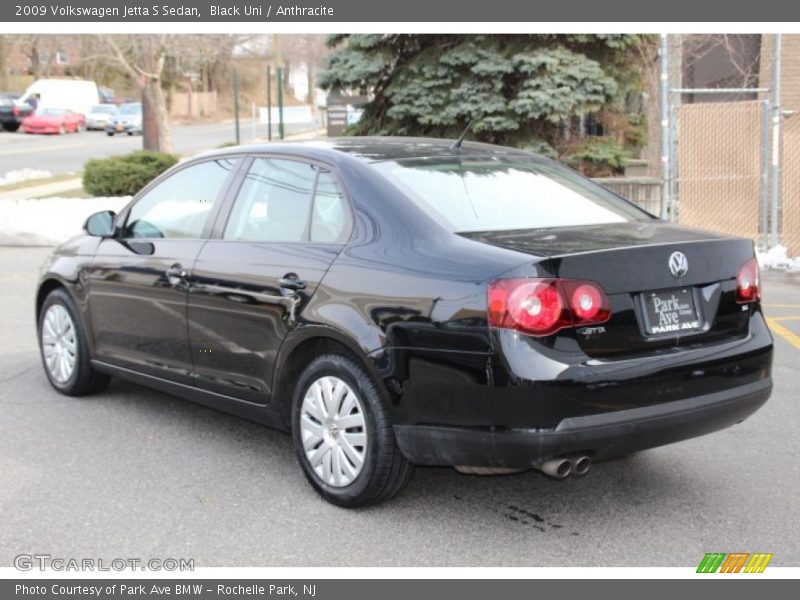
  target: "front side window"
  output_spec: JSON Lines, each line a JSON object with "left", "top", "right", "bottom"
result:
{"left": 375, "top": 157, "right": 653, "bottom": 232}
{"left": 123, "top": 159, "right": 237, "bottom": 239}
{"left": 224, "top": 158, "right": 350, "bottom": 244}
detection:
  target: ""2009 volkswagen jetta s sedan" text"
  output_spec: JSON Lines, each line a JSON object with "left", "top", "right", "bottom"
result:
{"left": 35, "top": 137, "right": 773, "bottom": 506}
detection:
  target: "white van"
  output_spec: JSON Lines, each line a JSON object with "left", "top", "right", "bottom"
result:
{"left": 19, "top": 79, "right": 100, "bottom": 117}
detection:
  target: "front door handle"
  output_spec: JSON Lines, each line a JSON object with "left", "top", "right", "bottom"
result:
{"left": 278, "top": 275, "right": 306, "bottom": 292}
{"left": 166, "top": 263, "right": 188, "bottom": 286}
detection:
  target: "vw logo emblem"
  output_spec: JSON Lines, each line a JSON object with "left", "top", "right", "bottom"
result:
{"left": 668, "top": 251, "right": 689, "bottom": 278}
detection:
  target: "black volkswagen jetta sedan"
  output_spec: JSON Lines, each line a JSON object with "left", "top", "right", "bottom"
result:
{"left": 36, "top": 137, "right": 773, "bottom": 506}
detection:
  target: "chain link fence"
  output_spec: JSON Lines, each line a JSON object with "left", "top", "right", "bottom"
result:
{"left": 647, "top": 33, "right": 800, "bottom": 257}
{"left": 778, "top": 36, "right": 800, "bottom": 257}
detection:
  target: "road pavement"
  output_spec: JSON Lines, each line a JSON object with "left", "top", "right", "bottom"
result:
{"left": 1, "top": 247, "right": 798, "bottom": 567}
{"left": 0, "top": 119, "right": 316, "bottom": 176}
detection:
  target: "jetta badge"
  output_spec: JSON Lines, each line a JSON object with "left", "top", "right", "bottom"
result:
{"left": 668, "top": 251, "right": 689, "bottom": 278}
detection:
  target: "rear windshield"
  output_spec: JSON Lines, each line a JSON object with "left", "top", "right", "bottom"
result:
{"left": 374, "top": 156, "right": 652, "bottom": 232}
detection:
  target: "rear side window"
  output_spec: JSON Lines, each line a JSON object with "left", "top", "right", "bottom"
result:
{"left": 224, "top": 158, "right": 315, "bottom": 242}
{"left": 310, "top": 172, "right": 348, "bottom": 243}
{"left": 224, "top": 158, "right": 350, "bottom": 244}
{"left": 123, "top": 158, "right": 237, "bottom": 239}
{"left": 375, "top": 157, "right": 652, "bottom": 232}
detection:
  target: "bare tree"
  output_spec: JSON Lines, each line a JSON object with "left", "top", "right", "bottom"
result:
{"left": 0, "top": 36, "right": 8, "bottom": 90}
{"left": 9, "top": 34, "right": 61, "bottom": 78}
{"left": 282, "top": 35, "right": 329, "bottom": 104}
{"left": 90, "top": 35, "right": 174, "bottom": 152}
{"left": 174, "top": 34, "right": 246, "bottom": 93}
{"left": 682, "top": 34, "right": 763, "bottom": 89}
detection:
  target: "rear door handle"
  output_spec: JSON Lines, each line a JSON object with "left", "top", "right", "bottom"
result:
{"left": 166, "top": 263, "right": 188, "bottom": 286}
{"left": 278, "top": 275, "right": 306, "bottom": 291}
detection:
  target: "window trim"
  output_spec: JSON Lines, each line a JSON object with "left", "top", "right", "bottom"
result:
{"left": 211, "top": 153, "right": 354, "bottom": 246}
{"left": 114, "top": 156, "right": 244, "bottom": 242}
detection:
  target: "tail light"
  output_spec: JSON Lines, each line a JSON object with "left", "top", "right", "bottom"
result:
{"left": 488, "top": 278, "right": 610, "bottom": 337}
{"left": 736, "top": 258, "right": 760, "bottom": 303}
{"left": 12, "top": 105, "right": 19, "bottom": 117}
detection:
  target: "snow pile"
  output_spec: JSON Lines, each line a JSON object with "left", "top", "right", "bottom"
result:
{"left": 757, "top": 245, "right": 800, "bottom": 272}
{"left": 0, "top": 196, "right": 130, "bottom": 246}
{"left": 0, "top": 168, "right": 54, "bottom": 187}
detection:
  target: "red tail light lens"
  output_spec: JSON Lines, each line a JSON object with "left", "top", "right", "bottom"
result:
{"left": 736, "top": 258, "right": 760, "bottom": 303}
{"left": 562, "top": 281, "right": 610, "bottom": 324}
{"left": 12, "top": 105, "right": 19, "bottom": 117}
{"left": 488, "top": 278, "right": 610, "bottom": 336}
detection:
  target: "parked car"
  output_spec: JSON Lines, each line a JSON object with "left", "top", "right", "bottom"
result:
{"left": 21, "top": 107, "right": 84, "bottom": 134}
{"left": 35, "top": 138, "right": 773, "bottom": 507}
{"left": 0, "top": 92, "right": 34, "bottom": 132}
{"left": 106, "top": 102, "right": 142, "bottom": 136}
{"left": 19, "top": 78, "right": 99, "bottom": 118}
{"left": 85, "top": 104, "right": 118, "bottom": 130}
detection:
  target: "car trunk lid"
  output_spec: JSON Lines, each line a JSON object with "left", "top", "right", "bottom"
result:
{"left": 460, "top": 221, "right": 755, "bottom": 358}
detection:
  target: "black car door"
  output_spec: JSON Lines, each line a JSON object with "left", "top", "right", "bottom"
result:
{"left": 88, "top": 157, "right": 240, "bottom": 384}
{"left": 186, "top": 156, "right": 352, "bottom": 404}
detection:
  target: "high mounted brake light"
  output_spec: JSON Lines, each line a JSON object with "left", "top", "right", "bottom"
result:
{"left": 488, "top": 278, "right": 611, "bottom": 337}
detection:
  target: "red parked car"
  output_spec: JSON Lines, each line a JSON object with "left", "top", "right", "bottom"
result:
{"left": 22, "top": 108, "right": 84, "bottom": 135}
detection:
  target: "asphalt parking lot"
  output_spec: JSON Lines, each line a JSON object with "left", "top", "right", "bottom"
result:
{"left": 1, "top": 246, "right": 798, "bottom": 567}
{"left": 0, "top": 120, "right": 313, "bottom": 176}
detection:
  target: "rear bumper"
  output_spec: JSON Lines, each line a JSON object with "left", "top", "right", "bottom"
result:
{"left": 394, "top": 378, "right": 771, "bottom": 467}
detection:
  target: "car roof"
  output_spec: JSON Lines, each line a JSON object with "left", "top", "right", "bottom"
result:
{"left": 207, "top": 136, "right": 534, "bottom": 165}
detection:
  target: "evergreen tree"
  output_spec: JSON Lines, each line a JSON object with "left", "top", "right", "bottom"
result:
{"left": 319, "top": 34, "right": 655, "bottom": 175}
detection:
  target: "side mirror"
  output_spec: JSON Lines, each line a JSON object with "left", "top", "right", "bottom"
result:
{"left": 84, "top": 210, "right": 116, "bottom": 237}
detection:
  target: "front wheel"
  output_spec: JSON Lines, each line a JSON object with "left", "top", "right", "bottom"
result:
{"left": 39, "top": 288, "right": 109, "bottom": 396}
{"left": 292, "top": 354, "right": 412, "bottom": 507}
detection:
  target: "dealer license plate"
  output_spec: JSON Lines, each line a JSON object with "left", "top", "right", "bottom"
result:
{"left": 641, "top": 287, "right": 702, "bottom": 336}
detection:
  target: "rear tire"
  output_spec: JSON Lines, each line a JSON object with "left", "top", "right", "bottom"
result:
{"left": 38, "top": 288, "right": 109, "bottom": 396}
{"left": 3, "top": 123, "right": 20, "bottom": 132}
{"left": 292, "top": 353, "right": 413, "bottom": 507}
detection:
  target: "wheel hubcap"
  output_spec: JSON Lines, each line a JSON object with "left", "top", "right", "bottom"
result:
{"left": 41, "top": 304, "right": 77, "bottom": 384}
{"left": 300, "top": 376, "right": 368, "bottom": 487}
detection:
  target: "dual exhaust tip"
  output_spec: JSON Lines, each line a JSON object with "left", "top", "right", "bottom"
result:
{"left": 535, "top": 454, "right": 591, "bottom": 479}
{"left": 454, "top": 453, "right": 591, "bottom": 478}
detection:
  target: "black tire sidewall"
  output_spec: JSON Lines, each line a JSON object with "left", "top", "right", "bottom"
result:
{"left": 291, "top": 355, "right": 387, "bottom": 506}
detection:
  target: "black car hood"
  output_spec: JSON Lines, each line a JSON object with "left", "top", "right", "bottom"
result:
{"left": 457, "top": 220, "right": 727, "bottom": 257}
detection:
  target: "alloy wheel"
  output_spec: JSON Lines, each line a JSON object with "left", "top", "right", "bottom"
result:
{"left": 41, "top": 304, "right": 77, "bottom": 384}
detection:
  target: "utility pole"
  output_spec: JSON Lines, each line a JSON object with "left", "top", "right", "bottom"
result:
{"left": 760, "top": 98, "right": 772, "bottom": 251}
{"left": 267, "top": 65, "right": 272, "bottom": 141}
{"left": 277, "top": 68, "right": 285, "bottom": 140}
{"left": 659, "top": 34, "right": 671, "bottom": 221}
{"left": 233, "top": 68, "right": 240, "bottom": 145}
{"left": 274, "top": 34, "right": 285, "bottom": 140}
{"left": 770, "top": 34, "right": 782, "bottom": 248}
